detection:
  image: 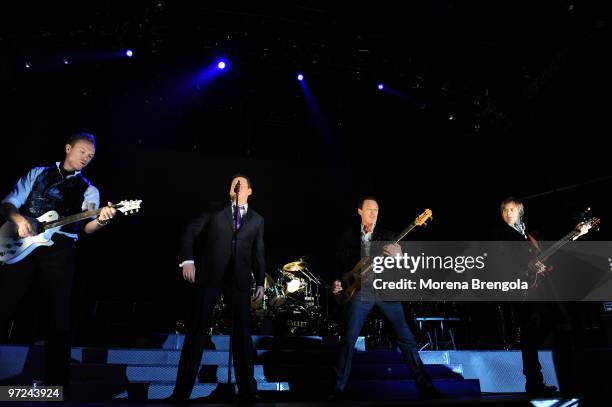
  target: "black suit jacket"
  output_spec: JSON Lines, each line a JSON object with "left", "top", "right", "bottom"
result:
{"left": 336, "top": 224, "right": 395, "bottom": 281}
{"left": 491, "top": 221, "right": 539, "bottom": 280}
{"left": 179, "top": 204, "right": 266, "bottom": 291}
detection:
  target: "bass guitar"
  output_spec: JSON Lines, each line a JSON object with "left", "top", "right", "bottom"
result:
{"left": 524, "top": 217, "right": 600, "bottom": 289}
{"left": 335, "top": 209, "right": 433, "bottom": 305}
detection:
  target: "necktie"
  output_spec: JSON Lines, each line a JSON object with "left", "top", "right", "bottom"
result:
{"left": 234, "top": 206, "right": 244, "bottom": 230}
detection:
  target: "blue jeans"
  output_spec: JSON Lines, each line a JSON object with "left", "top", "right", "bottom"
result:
{"left": 335, "top": 294, "right": 419, "bottom": 391}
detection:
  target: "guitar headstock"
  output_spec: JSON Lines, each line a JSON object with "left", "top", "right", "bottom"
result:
{"left": 585, "top": 217, "right": 600, "bottom": 229}
{"left": 415, "top": 209, "right": 433, "bottom": 227}
{"left": 574, "top": 217, "right": 600, "bottom": 238}
{"left": 578, "top": 207, "right": 600, "bottom": 229}
{"left": 117, "top": 200, "right": 142, "bottom": 215}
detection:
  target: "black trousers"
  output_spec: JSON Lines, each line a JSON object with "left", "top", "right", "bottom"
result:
{"left": 0, "top": 235, "right": 77, "bottom": 385}
{"left": 172, "top": 279, "right": 256, "bottom": 399}
{"left": 518, "top": 301, "right": 574, "bottom": 391}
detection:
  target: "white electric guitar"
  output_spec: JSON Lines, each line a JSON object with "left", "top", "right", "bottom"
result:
{"left": 0, "top": 199, "right": 142, "bottom": 265}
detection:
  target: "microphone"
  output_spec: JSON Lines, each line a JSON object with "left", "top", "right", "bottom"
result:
{"left": 234, "top": 180, "right": 241, "bottom": 194}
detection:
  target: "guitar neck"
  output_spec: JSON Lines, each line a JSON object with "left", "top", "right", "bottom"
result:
{"left": 535, "top": 230, "right": 580, "bottom": 262}
{"left": 42, "top": 205, "right": 118, "bottom": 230}
{"left": 393, "top": 221, "right": 418, "bottom": 244}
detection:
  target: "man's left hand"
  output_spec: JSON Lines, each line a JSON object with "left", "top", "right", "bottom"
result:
{"left": 383, "top": 243, "right": 402, "bottom": 257}
{"left": 574, "top": 222, "right": 592, "bottom": 240}
{"left": 253, "top": 285, "right": 265, "bottom": 301}
{"left": 98, "top": 202, "right": 117, "bottom": 223}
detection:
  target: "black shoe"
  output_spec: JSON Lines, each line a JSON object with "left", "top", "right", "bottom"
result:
{"left": 403, "top": 350, "right": 446, "bottom": 400}
{"left": 525, "top": 383, "right": 558, "bottom": 397}
{"left": 418, "top": 385, "right": 447, "bottom": 400}
{"left": 160, "top": 394, "right": 190, "bottom": 404}
{"left": 327, "top": 389, "right": 346, "bottom": 401}
{"left": 236, "top": 392, "right": 263, "bottom": 402}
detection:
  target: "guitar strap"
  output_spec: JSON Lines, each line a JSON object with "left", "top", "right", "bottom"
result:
{"left": 526, "top": 233, "right": 540, "bottom": 251}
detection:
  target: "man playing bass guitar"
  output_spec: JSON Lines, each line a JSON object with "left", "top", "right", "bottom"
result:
{"left": 330, "top": 196, "right": 443, "bottom": 400}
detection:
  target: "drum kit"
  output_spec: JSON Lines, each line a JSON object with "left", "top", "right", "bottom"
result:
{"left": 211, "top": 258, "right": 338, "bottom": 336}
{"left": 265, "top": 259, "right": 322, "bottom": 309}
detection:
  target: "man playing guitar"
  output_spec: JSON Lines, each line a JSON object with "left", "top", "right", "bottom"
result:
{"left": 498, "top": 197, "right": 593, "bottom": 396}
{"left": 330, "top": 196, "right": 443, "bottom": 400}
{"left": 0, "top": 132, "right": 116, "bottom": 386}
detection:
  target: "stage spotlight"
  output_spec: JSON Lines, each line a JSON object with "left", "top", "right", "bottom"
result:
{"left": 125, "top": 49, "right": 134, "bottom": 57}
{"left": 297, "top": 73, "right": 304, "bottom": 81}
{"left": 448, "top": 113, "right": 454, "bottom": 120}
{"left": 24, "top": 62, "right": 31, "bottom": 69}
{"left": 217, "top": 60, "right": 227, "bottom": 70}
{"left": 377, "top": 83, "right": 384, "bottom": 90}
{"left": 63, "top": 58, "right": 69, "bottom": 65}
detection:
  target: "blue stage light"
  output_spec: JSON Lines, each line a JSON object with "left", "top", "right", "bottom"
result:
{"left": 297, "top": 74, "right": 304, "bottom": 81}
{"left": 377, "top": 83, "right": 384, "bottom": 90}
{"left": 217, "top": 60, "right": 227, "bottom": 70}
{"left": 125, "top": 49, "right": 134, "bottom": 57}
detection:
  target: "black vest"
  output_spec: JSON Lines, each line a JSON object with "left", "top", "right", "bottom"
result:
{"left": 22, "top": 165, "right": 91, "bottom": 233}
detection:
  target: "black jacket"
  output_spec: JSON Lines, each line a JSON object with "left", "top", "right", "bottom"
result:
{"left": 336, "top": 224, "right": 395, "bottom": 281}
{"left": 491, "top": 221, "right": 539, "bottom": 280}
{"left": 179, "top": 204, "right": 266, "bottom": 291}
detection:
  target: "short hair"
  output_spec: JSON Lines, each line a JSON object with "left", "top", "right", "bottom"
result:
{"left": 231, "top": 173, "right": 252, "bottom": 189}
{"left": 67, "top": 132, "right": 96, "bottom": 147}
{"left": 500, "top": 196, "right": 524, "bottom": 218}
{"left": 358, "top": 195, "right": 378, "bottom": 209}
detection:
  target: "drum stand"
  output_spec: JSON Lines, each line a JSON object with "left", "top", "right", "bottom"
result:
{"left": 415, "top": 317, "right": 460, "bottom": 350}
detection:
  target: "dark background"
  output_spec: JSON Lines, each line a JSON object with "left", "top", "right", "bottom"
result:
{"left": 1, "top": 1, "right": 610, "bottom": 342}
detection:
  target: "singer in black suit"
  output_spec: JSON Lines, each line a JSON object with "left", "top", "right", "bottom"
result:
{"left": 171, "top": 174, "right": 265, "bottom": 401}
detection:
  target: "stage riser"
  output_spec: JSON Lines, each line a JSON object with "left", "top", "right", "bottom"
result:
{"left": 0, "top": 335, "right": 560, "bottom": 394}
{"left": 16, "top": 379, "right": 481, "bottom": 400}
{"left": 160, "top": 334, "right": 361, "bottom": 351}
{"left": 66, "top": 363, "right": 464, "bottom": 382}
{"left": 0, "top": 345, "right": 557, "bottom": 393}
{"left": 0, "top": 346, "right": 452, "bottom": 366}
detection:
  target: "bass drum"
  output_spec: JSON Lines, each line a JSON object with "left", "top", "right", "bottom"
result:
{"left": 279, "top": 305, "right": 322, "bottom": 336}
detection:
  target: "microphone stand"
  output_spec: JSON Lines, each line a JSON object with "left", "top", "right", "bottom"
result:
{"left": 217, "top": 182, "right": 240, "bottom": 399}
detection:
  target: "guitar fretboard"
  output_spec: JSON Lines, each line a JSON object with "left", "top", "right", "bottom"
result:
{"left": 393, "top": 222, "right": 418, "bottom": 244}
{"left": 42, "top": 205, "right": 120, "bottom": 230}
{"left": 535, "top": 230, "right": 580, "bottom": 262}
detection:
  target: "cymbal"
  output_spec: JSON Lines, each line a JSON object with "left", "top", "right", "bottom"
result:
{"left": 283, "top": 260, "right": 307, "bottom": 272}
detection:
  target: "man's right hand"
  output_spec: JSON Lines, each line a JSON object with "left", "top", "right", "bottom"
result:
{"left": 14, "top": 216, "right": 36, "bottom": 238}
{"left": 182, "top": 263, "right": 196, "bottom": 283}
{"left": 332, "top": 279, "right": 343, "bottom": 295}
{"left": 528, "top": 260, "right": 547, "bottom": 274}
